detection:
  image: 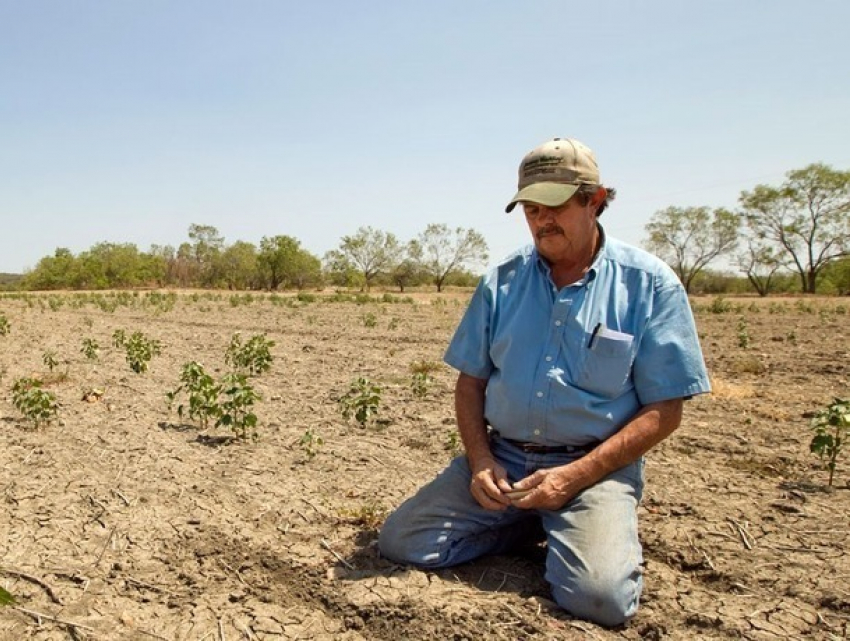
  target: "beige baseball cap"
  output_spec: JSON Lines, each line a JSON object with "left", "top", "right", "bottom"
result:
{"left": 505, "top": 138, "right": 600, "bottom": 213}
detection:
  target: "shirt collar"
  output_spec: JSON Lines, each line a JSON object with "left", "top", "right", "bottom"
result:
{"left": 532, "top": 223, "right": 607, "bottom": 286}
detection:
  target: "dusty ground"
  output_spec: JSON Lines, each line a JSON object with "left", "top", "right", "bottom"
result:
{"left": 0, "top": 291, "right": 848, "bottom": 640}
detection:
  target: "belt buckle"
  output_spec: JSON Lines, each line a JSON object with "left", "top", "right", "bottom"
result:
{"left": 522, "top": 442, "right": 550, "bottom": 453}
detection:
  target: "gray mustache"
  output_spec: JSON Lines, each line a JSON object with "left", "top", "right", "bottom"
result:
{"left": 536, "top": 226, "right": 564, "bottom": 239}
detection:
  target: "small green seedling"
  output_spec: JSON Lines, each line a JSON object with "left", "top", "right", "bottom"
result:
{"left": 42, "top": 350, "right": 59, "bottom": 372}
{"left": 362, "top": 312, "right": 378, "bottom": 328}
{"left": 0, "top": 314, "right": 10, "bottom": 336}
{"left": 445, "top": 430, "right": 462, "bottom": 458}
{"left": 125, "top": 331, "right": 161, "bottom": 373}
{"left": 340, "top": 499, "right": 388, "bottom": 530}
{"left": 225, "top": 332, "right": 275, "bottom": 376}
{"left": 0, "top": 586, "right": 14, "bottom": 606}
{"left": 736, "top": 317, "right": 750, "bottom": 349}
{"left": 112, "top": 329, "right": 127, "bottom": 348}
{"left": 81, "top": 337, "right": 100, "bottom": 361}
{"left": 411, "top": 371, "right": 431, "bottom": 399}
{"left": 810, "top": 398, "right": 849, "bottom": 487}
{"left": 299, "top": 428, "right": 325, "bottom": 460}
{"left": 216, "top": 372, "right": 260, "bottom": 440}
{"left": 11, "top": 377, "right": 58, "bottom": 428}
{"left": 340, "top": 377, "right": 382, "bottom": 427}
{"left": 167, "top": 361, "right": 221, "bottom": 428}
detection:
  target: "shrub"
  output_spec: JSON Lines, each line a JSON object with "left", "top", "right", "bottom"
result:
{"left": 0, "top": 313, "right": 10, "bottom": 335}
{"left": 81, "top": 337, "right": 100, "bottom": 361}
{"left": 216, "top": 373, "right": 260, "bottom": 441}
{"left": 340, "top": 377, "right": 382, "bottom": 427}
{"left": 11, "top": 378, "right": 58, "bottom": 427}
{"left": 125, "top": 331, "right": 161, "bottom": 374}
{"left": 167, "top": 365, "right": 261, "bottom": 441}
{"left": 225, "top": 333, "right": 275, "bottom": 376}
{"left": 167, "top": 362, "right": 221, "bottom": 428}
{"left": 709, "top": 296, "right": 733, "bottom": 314}
{"left": 809, "top": 398, "right": 850, "bottom": 487}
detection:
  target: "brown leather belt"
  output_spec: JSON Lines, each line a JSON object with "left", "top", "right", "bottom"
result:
{"left": 498, "top": 436, "right": 598, "bottom": 455}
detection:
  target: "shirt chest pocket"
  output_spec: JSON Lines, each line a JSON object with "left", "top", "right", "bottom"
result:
{"left": 574, "top": 334, "right": 636, "bottom": 398}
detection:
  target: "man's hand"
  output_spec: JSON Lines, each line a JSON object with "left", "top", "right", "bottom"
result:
{"left": 468, "top": 456, "right": 513, "bottom": 510}
{"left": 508, "top": 463, "right": 586, "bottom": 511}
{"left": 507, "top": 398, "right": 685, "bottom": 511}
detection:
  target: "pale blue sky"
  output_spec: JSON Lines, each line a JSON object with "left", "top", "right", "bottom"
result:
{"left": 2, "top": 1, "right": 849, "bottom": 274}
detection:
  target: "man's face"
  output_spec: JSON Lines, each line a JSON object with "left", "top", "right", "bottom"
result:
{"left": 521, "top": 191, "right": 601, "bottom": 264}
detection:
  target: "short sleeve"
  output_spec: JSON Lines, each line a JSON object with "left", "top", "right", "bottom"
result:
{"left": 632, "top": 282, "right": 711, "bottom": 404}
{"left": 443, "top": 278, "right": 494, "bottom": 380}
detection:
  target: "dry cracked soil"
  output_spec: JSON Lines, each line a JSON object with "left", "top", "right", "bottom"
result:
{"left": 1, "top": 291, "right": 848, "bottom": 640}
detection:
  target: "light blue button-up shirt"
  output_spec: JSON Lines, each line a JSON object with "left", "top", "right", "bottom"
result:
{"left": 444, "top": 229, "right": 711, "bottom": 446}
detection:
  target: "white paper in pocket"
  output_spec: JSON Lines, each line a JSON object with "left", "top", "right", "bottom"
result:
{"left": 597, "top": 326, "right": 634, "bottom": 344}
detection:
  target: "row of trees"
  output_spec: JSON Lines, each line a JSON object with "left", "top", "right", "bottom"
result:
{"left": 12, "top": 162, "right": 849, "bottom": 295}
{"left": 645, "top": 163, "right": 850, "bottom": 295}
{"left": 20, "top": 223, "right": 489, "bottom": 293}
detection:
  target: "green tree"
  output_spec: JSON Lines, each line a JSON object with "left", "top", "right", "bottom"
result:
{"left": 147, "top": 244, "right": 175, "bottom": 286}
{"left": 735, "top": 237, "right": 784, "bottom": 297}
{"left": 75, "top": 242, "right": 147, "bottom": 289}
{"left": 220, "top": 241, "right": 259, "bottom": 290}
{"left": 322, "top": 250, "right": 364, "bottom": 289}
{"left": 173, "top": 242, "right": 198, "bottom": 287}
{"left": 258, "top": 235, "right": 321, "bottom": 290}
{"left": 289, "top": 248, "right": 322, "bottom": 290}
{"left": 820, "top": 257, "right": 850, "bottom": 295}
{"left": 328, "top": 227, "right": 400, "bottom": 291}
{"left": 22, "top": 248, "right": 78, "bottom": 290}
{"left": 390, "top": 240, "right": 425, "bottom": 292}
{"left": 644, "top": 206, "right": 740, "bottom": 294}
{"left": 740, "top": 164, "right": 850, "bottom": 294}
{"left": 418, "top": 224, "right": 488, "bottom": 292}
{"left": 187, "top": 224, "right": 225, "bottom": 287}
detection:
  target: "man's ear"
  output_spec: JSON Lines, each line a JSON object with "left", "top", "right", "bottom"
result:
{"left": 591, "top": 187, "right": 607, "bottom": 211}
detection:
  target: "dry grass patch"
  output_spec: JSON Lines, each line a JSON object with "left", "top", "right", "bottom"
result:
{"left": 710, "top": 376, "right": 757, "bottom": 399}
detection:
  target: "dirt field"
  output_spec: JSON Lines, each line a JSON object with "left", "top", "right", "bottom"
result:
{"left": 1, "top": 291, "right": 848, "bottom": 640}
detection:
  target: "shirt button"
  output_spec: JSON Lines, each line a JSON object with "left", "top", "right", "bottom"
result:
{"left": 533, "top": 429, "right": 541, "bottom": 436}
{"left": 545, "top": 356, "right": 553, "bottom": 362}
{"left": 536, "top": 391, "right": 543, "bottom": 398}
{"left": 554, "top": 320, "right": 562, "bottom": 326}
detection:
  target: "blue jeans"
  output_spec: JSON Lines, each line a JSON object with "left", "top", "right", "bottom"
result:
{"left": 378, "top": 437, "right": 644, "bottom": 627}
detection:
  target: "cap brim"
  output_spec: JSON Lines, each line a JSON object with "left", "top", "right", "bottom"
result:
{"left": 505, "top": 183, "right": 580, "bottom": 213}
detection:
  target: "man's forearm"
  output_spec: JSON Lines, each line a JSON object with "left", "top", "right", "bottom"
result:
{"left": 575, "top": 398, "right": 683, "bottom": 487}
{"left": 454, "top": 373, "right": 491, "bottom": 468}
{"left": 511, "top": 397, "right": 685, "bottom": 510}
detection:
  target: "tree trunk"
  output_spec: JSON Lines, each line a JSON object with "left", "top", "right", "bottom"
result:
{"left": 806, "top": 269, "right": 817, "bottom": 294}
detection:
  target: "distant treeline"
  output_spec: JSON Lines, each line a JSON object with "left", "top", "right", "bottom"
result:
{"left": 6, "top": 159, "right": 850, "bottom": 296}
{"left": 0, "top": 273, "right": 22, "bottom": 288}
{"left": 7, "top": 223, "right": 487, "bottom": 293}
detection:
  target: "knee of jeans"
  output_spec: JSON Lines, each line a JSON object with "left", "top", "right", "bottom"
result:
{"left": 550, "top": 571, "right": 639, "bottom": 628}
{"left": 377, "top": 511, "right": 410, "bottom": 563}
{"left": 377, "top": 510, "right": 445, "bottom": 568}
